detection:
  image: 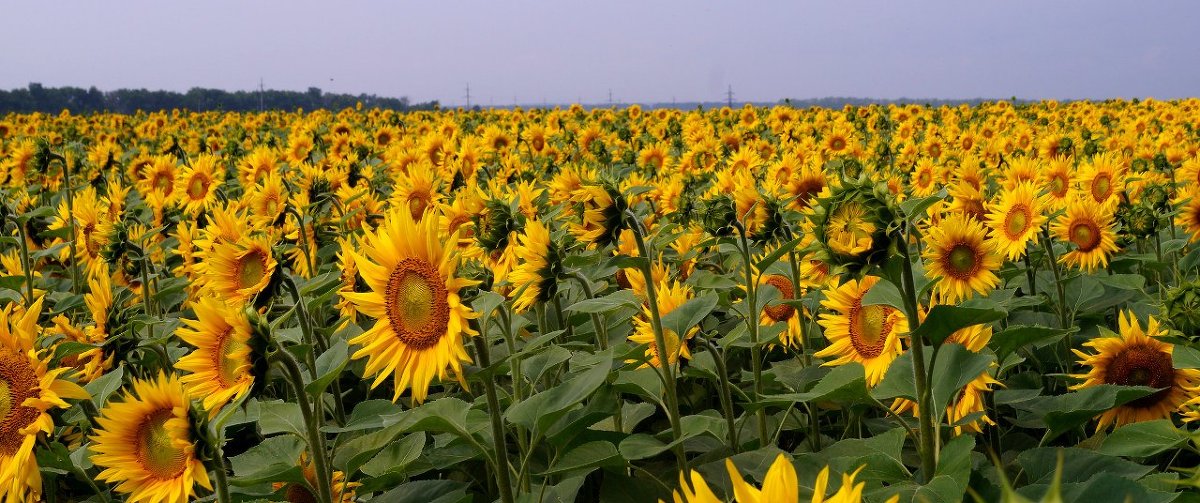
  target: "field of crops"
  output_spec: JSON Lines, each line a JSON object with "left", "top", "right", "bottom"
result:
{"left": 1, "top": 100, "right": 1200, "bottom": 502}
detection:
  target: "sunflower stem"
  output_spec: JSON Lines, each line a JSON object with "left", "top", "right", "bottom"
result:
{"left": 285, "top": 205, "right": 317, "bottom": 278}
{"left": 4, "top": 214, "right": 35, "bottom": 308}
{"left": 626, "top": 211, "right": 687, "bottom": 473}
{"left": 733, "top": 220, "right": 770, "bottom": 448}
{"left": 569, "top": 271, "right": 609, "bottom": 350}
{"left": 1022, "top": 252, "right": 1037, "bottom": 297}
{"left": 56, "top": 153, "right": 82, "bottom": 295}
{"left": 897, "top": 235, "right": 938, "bottom": 482}
{"left": 471, "top": 335, "right": 516, "bottom": 503}
{"left": 1040, "top": 231, "right": 1070, "bottom": 329}
{"left": 699, "top": 334, "right": 740, "bottom": 452}
{"left": 211, "top": 452, "right": 232, "bottom": 503}
{"left": 281, "top": 274, "right": 345, "bottom": 424}
{"left": 272, "top": 348, "right": 334, "bottom": 503}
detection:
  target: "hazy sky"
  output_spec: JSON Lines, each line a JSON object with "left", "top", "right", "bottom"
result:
{"left": 4, "top": 1, "right": 1198, "bottom": 106}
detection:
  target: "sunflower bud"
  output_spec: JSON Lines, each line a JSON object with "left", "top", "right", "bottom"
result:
{"left": 701, "top": 195, "right": 738, "bottom": 237}
{"left": 1164, "top": 281, "right": 1200, "bottom": 338}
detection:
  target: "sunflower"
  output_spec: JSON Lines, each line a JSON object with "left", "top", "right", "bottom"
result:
{"left": 984, "top": 182, "right": 1048, "bottom": 260}
{"left": 1041, "top": 156, "right": 1074, "bottom": 209}
{"left": 508, "top": 220, "right": 562, "bottom": 313}
{"left": 204, "top": 235, "right": 278, "bottom": 303}
{"left": 568, "top": 183, "right": 624, "bottom": 248}
{"left": 923, "top": 212, "right": 1002, "bottom": 303}
{"left": 0, "top": 297, "right": 89, "bottom": 502}
{"left": 1174, "top": 189, "right": 1200, "bottom": 243}
{"left": 1051, "top": 197, "right": 1120, "bottom": 272}
{"left": 174, "top": 154, "right": 223, "bottom": 216}
{"left": 815, "top": 276, "right": 908, "bottom": 387}
{"left": 628, "top": 279, "right": 695, "bottom": 369}
{"left": 274, "top": 452, "right": 359, "bottom": 503}
{"left": 726, "top": 454, "right": 799, "bottom": 503}
{"left": 825, "top": 201, "right": 876, "bottom": 259}
{"left": 175, "top": 297, "right": 256, "bottom": 414}
{"left": 910, "top": 159, "right": 938, "bottom": 197}
{"left": 1071, "top": 311, "right": 1200, "bottom": 430}
{"left": 90, "top": 373, "right": 211, "bottom": 503}
{"left": 1078, "top": 152, "right": 1125, "bottom": 207}
{"left": 759, "top": 273, "right": 804, "bottom": 349}
{"left": 342, "top": 208, "right": 478, "bottom": 404}
{"left": 669, "top": 469, "right": 720, "bottom": 503}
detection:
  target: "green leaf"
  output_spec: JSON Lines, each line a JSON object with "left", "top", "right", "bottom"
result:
{"left": 53, "top": 341, "right": 99, "bottom": 361}
{"left": 506, "top": 359, "right": 610, "bottom": 433}
{"left": 900, "top": 189, "right": 947, "bottom": 223}
{"left": 914, "top": 435, "right": 974, "bottom": 501}
{"left": 1099, "top": 420, "right": 1188, "bottom": 457}
{"left": 323, "top": 399, "right": 403, "bottom": 433}
{"left": 370, "top": 480, "right": 471, "bottom": 503}
{"left": 930, "top": 345, "right": 995, "bottom": 424}
{"left": 228, "top": 435, "right": 306, "bottom": 486}
{"left": 872, "top": 351, "right": 917, "bottom": 402}
{"left": 989, "top": 325, "right": 1075, "bottom": 364}
{"left": 258, "top": 400, "right": 308, "bottom": 439}
{"left": 1095, "top": 273, "right": 1146, "bottom": 291}
{"left": 566, "top": 289, "right": 639, "bottom": 314}
{"left": 85, "top": 365, "right": 124, "bottom": 408}
{"left": 661, "top": 293, "right": 718, "bottom": 340}
{"left": 753, "top": 235, "right": 804, "bottom": 272}
{"left": 1174, "top": 345, "right": 1200, "bottom": 369}
{"left": 305, "top": 339, "right": 348, "bottom": 396}
{"left": 1030, "top": 385, "right": 1159, "bottom": 440}
{"left": 470, "top": 291, "right": 507, "bottom": 317}
{"left": 912, "top": 304, "right": 1006, "bottom": 346}
{"left": 395, "top": 397, "right": 475, "bottom": 438}
{"left": 1017, "top": 447, "right": 1153, "bottom": 485}
{"left": 860, "top": 278, "right": 906, "bottom": 312}
{"left": 361, "top": 432, "right": 426, "bottom": 477}
{"left": 755, "top": 363, "right": 869, "bottom": 408}
{"left": 539, "top": 440, "right": 622, "bottom": 476}
{"left": 619, "top": 434, "right": 669, "bottom": 461}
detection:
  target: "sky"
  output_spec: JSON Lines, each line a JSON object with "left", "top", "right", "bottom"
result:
{"left": 3, "top": 1, "right": 1198, "bottom": 106}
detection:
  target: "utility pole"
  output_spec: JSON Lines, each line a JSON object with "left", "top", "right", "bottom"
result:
{"left": 608, "top": 89, "right": 613, "bottom": 107}
{"left": 464, "top": 83, "right": 471, "bottom": 109}
{"left": 726, "top": 85, "right": 734, "bottom": 108}
{"left": 259, "top": 78, "right": 264, "bottom": 112}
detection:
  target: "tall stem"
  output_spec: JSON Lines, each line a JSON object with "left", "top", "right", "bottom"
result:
{"left": 273, "top": 349, "right": 333, "bottom": 503}
{"left": 733, "top": 221, "right": 769, "bottom": 447}
{"left": 5, "top": 215, "right": 35, "bottom": 307}
{"left": 59, "top": 156, "right": 81, "bottom": 295}
{"left": 699, "top": 335, "right": 739, "bottom": 451}
{"left": 212, "top": 454, "right": 231, "bottom": 503}
{"left": 897, "top": 236, "right": 937, "bottom": 481}
{"left": 1040, "top": 231, "right": 1069, "bottom": 329}
{"left": 626, "top": 213, "right": 686, "bottom": 473}
{"left": 472, "top": 336, "right": 516, "bottom": 503}
{"left": 569, "top": 272, "right": 610, "bottom": 350}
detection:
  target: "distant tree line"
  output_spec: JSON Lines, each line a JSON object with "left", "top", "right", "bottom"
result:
{"left": 0, "top": 83, "right": 440, "bottom": 114}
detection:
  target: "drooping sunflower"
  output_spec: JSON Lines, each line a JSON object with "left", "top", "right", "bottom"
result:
{"left": 342, "top": 208, "right": 478, "bottom": 404}
{"left": 508, "top": 220, "right": 562, "bottom": 313}
{"left": 923, "top": 212, "right": 1002, "bottom": 303}
{"left": 1071, "top": 311, "right": 1200, "bottom": 430}
{"left": 175, "top": 297, "right": 256, "bottom": 414}
{"left": 90, "top": 373, "right": 212, "bottom": 503}
{"left": 204, "top": 235, "right": 278, "bottom": 303}
{"left": 815, "top": 276, "right": 908, "bottom": 387}
{"left": 0, "top": 297, "right": 89, "bottom": 502}
{"left": 1050, "top": 197, "right": 1120, "bottom": 272}
{"left": 984, "top": 182, "right": 1048, "bottom": 260}
{"left": 628, "top": 279, "right": 695, "bottom": 369}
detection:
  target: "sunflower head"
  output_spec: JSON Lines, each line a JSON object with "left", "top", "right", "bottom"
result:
{"left": 1071, "top": 311, "right": 1200, "bottom": 430}
{"left": 804, "top": 176, "right": 897, "bottom": 274}
{"left": 90, "top": 373, "right": 213, "bottom": 503}
{"left": 923, "top": 212, "right": 1002, "bottom": 303}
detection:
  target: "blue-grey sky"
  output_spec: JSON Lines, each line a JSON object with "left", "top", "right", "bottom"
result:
{"left": 3, "top": 1, "right": 1198, "bottom": 106}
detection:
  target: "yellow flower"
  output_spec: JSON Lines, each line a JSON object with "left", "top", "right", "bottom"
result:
{"left": 923, "top": 212, "right": 1002, "bottom": 303}
{"left": 509, "top": 220, "right": 558, "bottom": 313}
{"left": 173, "top": 154, "right": 223, "bottom": 216}
{"left": 1072, "top": 311, "right": 1200, "bottom": 430}
{"left": 1051, "top": 196, "right": 1119, "bottom": 272}
{"left": 815, "top": 276, "right": 908, "bottom": 387}
{"left": 90, "top": 373, "right": 212, "bottom": 503}
{"left": 204, "top": 235, "right": 277, "bottom": 303}
{"left": 0, "top": 297, "right": 89, "bottom": 502}
{"left": 628, "top": 279, "right": 695, "bottom": 369}
{"left": 984, "top": 182, "right": 1048, "bottom": 260}
{"left": 726, "top": 454, "right": 799, "bottom": 503}
{"left": 343, "top": 208, "right": 478, "bottom": 404}
{"left": 175, "top": 297, "right": 255, "bottom": 414}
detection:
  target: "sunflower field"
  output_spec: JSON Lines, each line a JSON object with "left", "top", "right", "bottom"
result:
{"left": 2, "top": 99, "right": 1200, "bottom": 503}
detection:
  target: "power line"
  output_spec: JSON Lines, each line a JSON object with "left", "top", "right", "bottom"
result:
{"left": 464, "top": 83, "right": 471, "bottom": 109}
{"left": 726, "top": 85, "right": 734, "bottom": 108}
